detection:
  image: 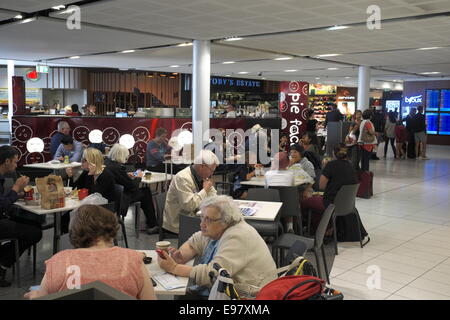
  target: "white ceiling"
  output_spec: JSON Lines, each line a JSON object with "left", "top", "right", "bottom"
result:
{"left": 1, "top": 0, "right": 450, "bottom": 88}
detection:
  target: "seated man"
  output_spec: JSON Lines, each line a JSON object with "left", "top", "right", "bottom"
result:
{"left": 50, "top": 121, "right": 70, "bottom": 157}
{"left": 54, "top": 135, "right": 83, "bottom": 163}
{"left": 0, "top": 146, "right": 42, "bottom": 287}
{"left": 163, "top": 150, "right": 219, "bottom": 234}
{"left": 264, "top": 152, "right": 294, "bottom": 187}
{"left": 146, "top": 128, "right": 171, "bottom": 173}
{"left": 158, "top": 195, "right": 277, "bottom": 298}
{"left": 231, "top": 152, "right": 260, "bottom": 199}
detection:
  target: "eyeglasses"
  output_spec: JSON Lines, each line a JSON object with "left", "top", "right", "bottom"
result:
{"left": 199, "top": 214, "right": 222, "bottom": 224}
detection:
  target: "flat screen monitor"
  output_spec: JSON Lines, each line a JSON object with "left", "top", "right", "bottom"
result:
{"left": 385, "top": 100, "right": 400, "bottom": 112}
{"left": 439, "top": 113, "right": 450, "bottom": 135}
{"left": 441, "top": 89, "right": 450, "bottom": 112}
{"left": 426, "top": 89, "right": 440, "bottom": 111}
{"left": 115, "top": 112, "right": 128, "bottom": 118}
{"left": 426, "top": 113, "right": 438, "bottom": 135}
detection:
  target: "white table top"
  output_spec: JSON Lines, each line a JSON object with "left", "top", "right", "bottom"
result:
{"left": 140, "top": 171, "right": 173, "bottom": 184}
{"left": 240, "top": 175, "right": 311, "bottom": 187}
{"left": 163, "top": 159, "right": 193, "bottom": 165}
{"left": 14, "top": 197, "right": 81, "bottom": 215}
{"left": 138, "top": 250, "right": 194, "bottom": 296}
{"left": 24, "top": 161, "right": 81, "bottom": 170}
{"left": 234, "top": 200, "right": 282, "bottom": 221}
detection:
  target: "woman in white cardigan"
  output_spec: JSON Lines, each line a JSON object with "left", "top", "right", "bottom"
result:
{"left": 158, "top": 195, "right": 277, "bottom": 297}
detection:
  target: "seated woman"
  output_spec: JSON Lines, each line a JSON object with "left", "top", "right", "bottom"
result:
{"left": 24, "top": 205, "right": 156, "bottom": 300}
{"left": 231, "top": 152, "right": 260, "bottom": 199}
{"left": 300, "top": 132, "right": 321, "bottom": 156}
{"left": 158, "top": 195, "right": 277, "bottom": 298}
{"left": 288, "top": 144, "right": 315, "bottom": 183}
{"left": 300, "top": 144, "right": 358, "bottom": 234}
{"left": 105, "top": 144, "right": 158, "bottom": 234}
{"left": 66, "top": 148, "right": 115, "bottom": 202}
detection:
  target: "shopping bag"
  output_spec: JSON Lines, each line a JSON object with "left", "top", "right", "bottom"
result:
{"left": 35, "top": 175, "right": 65, "bottom": 209}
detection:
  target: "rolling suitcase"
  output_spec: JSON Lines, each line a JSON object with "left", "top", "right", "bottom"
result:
{"left": 357, "top": 171, "right": 373, "bottom": 199}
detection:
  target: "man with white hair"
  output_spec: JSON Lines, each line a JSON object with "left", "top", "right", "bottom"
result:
{"left": 50, "top": 121, "right": 70, "bottom": 157}
{"left": 158, "top": 195, "right": 277, "bottom": 298}
{"left": 163, "top": 150, "right": 219, "bottom": 234}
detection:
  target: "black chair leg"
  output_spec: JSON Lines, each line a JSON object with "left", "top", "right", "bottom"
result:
{"left": 321, "top": 245, "right": 330, "bottom": 284}
{"left": 307, "top": 210, "right": 312, "bottom": 236}
{"left": 33, "top": 244, "right": 37, "bottom": 277}
{"left": 121, "top": 220, "right": 129, "bottom": 248}
{"left": 135, "top": 203, "right": 140, "bottom": 239}
{"left": 14, "top": 240, "right": 20, "bottom": 288}
{"left": 27, "top": 247, "right": 31, "bottom": 256}
{"left": 333, "top": 215, "right": 338, "bottom": 255}
{"left": 313, "top": 248, "right": 323, "bottom": 281}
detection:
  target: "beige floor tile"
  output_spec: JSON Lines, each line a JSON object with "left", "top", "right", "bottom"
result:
{"left": 421, "top": 270, "right": 450, "bottom": 286}
{"left": 335, "top": 270, "right": 405, "bottom": 293}
{"left": 330, "top": 278, "right": 391, "bottom": 300}
{"left": 395, "top": 286, "right": 450, "bottom": 300}
{"left": 384, "top": 294, "right": 412, "bottom": 300}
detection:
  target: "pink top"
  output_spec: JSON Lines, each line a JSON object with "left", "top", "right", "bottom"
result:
{"left": 44, "top": 247, "right": 144, "bottom": 299}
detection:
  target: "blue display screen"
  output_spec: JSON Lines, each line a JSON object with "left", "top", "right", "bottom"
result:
{"left": 426, "top": 113, "right": 438, "bottom": 135}
{"left": 426, "top": 89, "right": 440, "bottom": 111}
{"left": 441, "top": 90, "right": 450, "bottom": 112}
{"left": 439, "top": 113, "right": 450, "bottom": 135}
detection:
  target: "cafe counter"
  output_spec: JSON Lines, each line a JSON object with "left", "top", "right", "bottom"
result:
{"left": 12, "top": 115, "right": 281, "bottom": 165}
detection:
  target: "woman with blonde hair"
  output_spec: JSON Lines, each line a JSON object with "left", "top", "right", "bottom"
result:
{"left": 105, "top": 144, "right": 158, "bottom": 234}
{"left": 66, "top": 148, "right": 115, "bottom": 202}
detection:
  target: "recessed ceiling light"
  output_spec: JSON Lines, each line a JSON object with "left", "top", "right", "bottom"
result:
{"left": 274, "top": 57, "right": 293, "bottom": 61}
{"left": 69, "top": 56, "right": 80, "bottom": 59}
{"left": 225, "top": 37, "right": 243, "bottom": 41}
{"left": 222, "top": 61, "right": 235, "bottom": 64}
{"left": 315, "top": 77, "right": 320, "bottom": 80}
{"left": 119, "top": 68, "right": 128, "bottom": 71}
{"left": 420, "top": 72, "right": 441, "bottom": 75}
{"left": 52, "top": 5, "right": 66, "bottom": 10}
{"left": 169, "top": 65, "right": 180, "bottom": 68}
{"left": 327, "top": 67, "right": 339, "bottom": 70}
{"left": 19, "top": 18, "right": 35, "bottom": 24}
{"left": 284, "top": 70, "right": 297, "bottom": 72}
{"left": 121, "top": 50, "right": 135, "bottom": 53}
{"left": 316, "top": 54, "right": 341, "bottom": 58}
{"left": 262, "top": 77, "right": 266, "bottom": 80}
{"left": 238, "top": 71, "right": 249, "bottom": 74}
{"left": 417, "top": 47, "right": 441, "bottom": 51}
{"left": 326, "top": 25, "right": 349, "bottom": 31}
{"left": 345, "top": 76, "right": 351, "bottom": 79}
{"left": 177, "top": 42, "right": 193, "bottom": 47}
{"left": 14, "top": 14, "right": 23, "bottom": 19}
{"left": 225, "top": 75, "right": 231, "bottom": 77}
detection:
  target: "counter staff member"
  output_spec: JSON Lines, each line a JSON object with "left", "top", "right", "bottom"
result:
{"left": 0, "top": 146, "right": 42, "bottom": 287}
{"left": 50, "top": 121, "right": 71, "bottom": 157}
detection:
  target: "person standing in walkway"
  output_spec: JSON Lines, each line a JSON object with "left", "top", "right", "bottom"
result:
{"left": 383, "top": 111, "right": 397, "bottom": 159}
{"left": 358, "top": 110, "right": 377, "bottom": 171}
{"left": 412, "top": 106, "right": 429, "bottom": 160}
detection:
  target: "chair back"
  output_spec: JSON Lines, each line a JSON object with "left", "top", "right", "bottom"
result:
{"left": 113, "top": 184, "right": 125, "bottom": 217}
{"left": 247, "top": 188, "right": 280, "bottom": 202}
{"left": 154, "top": 192, "right": 167, "bottom": 227}
{"left": 333, "top": 184, "right": 359, "bottom": 217}
{"left": 283, "top": 240, "right": 308, "bottom": 266}
{"left": 270, "top": 186, "right": 300, "bottom": 218}
{"left": 178, "top": 214, "right": 201, "bottom": 246}
{"left": 100, "top": 202, "right": 115, "bottom": 213}
{"left": 313, "top": 169, "right": 322, "bottom": 190}
{"left": 314, "top": 204, "right": 335, "bottom": 248}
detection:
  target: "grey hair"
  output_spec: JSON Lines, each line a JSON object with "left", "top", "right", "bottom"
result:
{"left": 194, "top": 149, "right": 220, "bottom": 165}
{"left": 57, "top": 121, "right": 70, "bottom": 131}
{"left": 108, "top": 143, "right": 129, "bottom": 164}
{"left": 199, "top": 195, "right": 243, "bottom": 226}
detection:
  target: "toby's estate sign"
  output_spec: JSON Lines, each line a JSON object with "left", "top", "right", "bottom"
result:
{"left": 279, "top": 81, "right": 309, "bottom": 145}
{"left": 210, "top": 76, "right": 262, "bottom": 92}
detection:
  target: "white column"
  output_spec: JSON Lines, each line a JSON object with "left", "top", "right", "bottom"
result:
{"left": 357, "top": 66, "right": 370, "bottom": 111}
{"left": 7, "top": 60, "right": 15, "bottom": 136}
{"left": 192, "top": 40, "right": 211, "bottom": 158}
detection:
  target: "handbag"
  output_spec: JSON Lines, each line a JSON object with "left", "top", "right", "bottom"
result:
{"left": 360, "top": 122, "right": 375, "bottom": 144}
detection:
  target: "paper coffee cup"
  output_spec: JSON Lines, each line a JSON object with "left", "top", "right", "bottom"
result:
{"left": 155, "top": 241, "right": 170, "bottom": 252}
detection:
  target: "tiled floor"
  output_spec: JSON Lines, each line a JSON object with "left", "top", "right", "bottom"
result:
{"left": 330, "top": 144, "right": 450, "bottom": 300}
{"left": 1, "top": 144, "right": 449, "bottom": 300}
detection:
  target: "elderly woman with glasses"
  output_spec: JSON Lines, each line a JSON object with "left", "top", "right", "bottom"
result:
{"left": 158, "top": 195, "right": 277, "bottom": 297}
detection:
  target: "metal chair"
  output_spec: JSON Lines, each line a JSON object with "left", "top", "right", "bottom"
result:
{"left": 154, "top": 192, "right": 177, "bottom": 241}
{"left": 113, "top": 184, "right": 129, "bottom": 248}
{"left": 270, "top": 186, "right": 303, "bottom": 236}
{"left": 332, "top": 183, "right": 369, "bottom": 255}
{"left": 215, "top": 171, "right": 235, "bottom": 196}
{"left": 178, "top": 215, "right": 201, "bottom": 247}
{"left": 272, "top": 204, "right": 335, "bottom": 284}
{"left": 0, "top": 238, "right": 20, "bottom": 287}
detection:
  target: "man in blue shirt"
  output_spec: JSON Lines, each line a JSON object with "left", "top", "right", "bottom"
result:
{"left": 50, "top": 121, "right": 70, "bottom": 157}
{"left": 146, "top": 128, "right": 171, "bottom": 172}
{"left": 0, "top": 146, "right": 42, "bottom": 287}
{"left": 54, "top": 135, "right": 83, "bottom": 163}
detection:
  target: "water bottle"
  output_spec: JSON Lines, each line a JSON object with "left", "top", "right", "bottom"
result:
{"left": 64, "top": 155, "right": 69, "bottom": 164}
